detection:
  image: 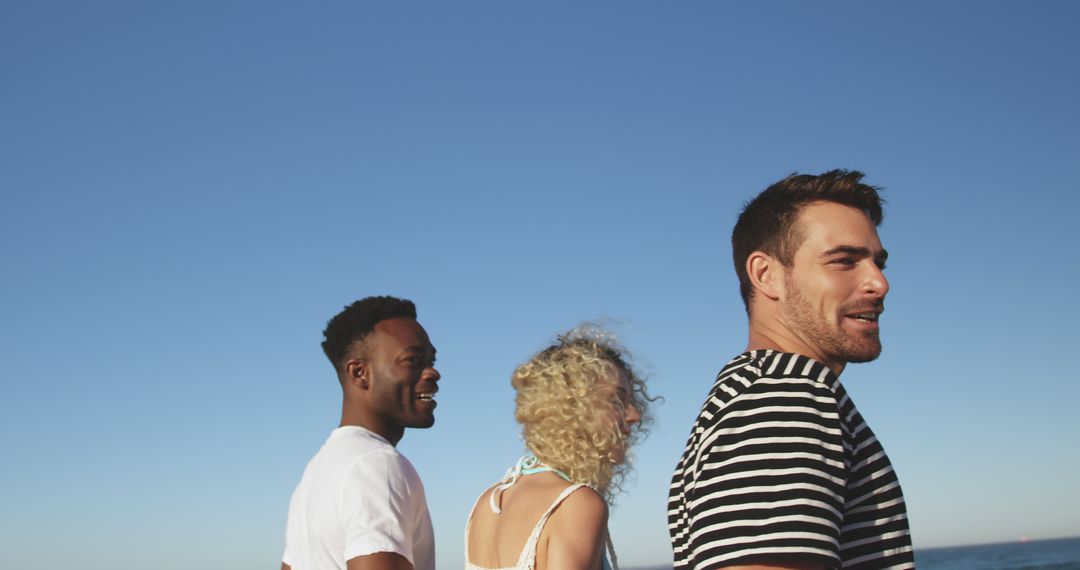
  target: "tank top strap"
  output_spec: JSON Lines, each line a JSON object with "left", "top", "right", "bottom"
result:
{"left": 464, "top": 484, "right": 497, "bottom": 561}
{"left": 603, "top": 528, "right": 619, "bottom": 570}
{"left": 517, "top": 483, "right": 590, "bottom": 569}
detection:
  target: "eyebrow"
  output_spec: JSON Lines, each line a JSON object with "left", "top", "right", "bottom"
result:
{"left": 822, "top": 245, "right": 889, "bottom": 264}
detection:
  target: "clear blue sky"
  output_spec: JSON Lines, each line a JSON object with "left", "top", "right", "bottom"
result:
{"left": 2, "top": 2, "right": 1078, "bottom": 568}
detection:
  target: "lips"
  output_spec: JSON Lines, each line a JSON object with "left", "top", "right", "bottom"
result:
{"left": 847, "top": 311, "right": 879, "bottom": 323}
{"left": 842, "top": 302, "right": 884, "bottom": 331}
{"left": 414, "top": 387, "right": 438, "bottom": 405}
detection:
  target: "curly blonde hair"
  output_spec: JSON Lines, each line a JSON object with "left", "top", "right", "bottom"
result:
{"left": 512, "top": 325, "right": 656, "bottom": 501}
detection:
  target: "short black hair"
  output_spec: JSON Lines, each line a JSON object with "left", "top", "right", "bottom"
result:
{"left": 321, "top": 296, "right": 417, "bottom": 371}
{"left": 732, "top": 169, "right": 885, "bottom": 313}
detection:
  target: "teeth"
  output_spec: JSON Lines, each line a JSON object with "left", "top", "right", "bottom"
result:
{"left": 416, "top": 393, "right": 435, "bottom": 401}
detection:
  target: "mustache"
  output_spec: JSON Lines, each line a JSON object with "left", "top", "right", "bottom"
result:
{"left": 842, "top": 301, "right": 885, "bottom": 314}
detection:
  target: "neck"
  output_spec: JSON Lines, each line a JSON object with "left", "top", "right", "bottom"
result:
{"left": 520, "top": 457, "right": 572, "bottom": 481}
{"left": 747, "top": 313, "right": 846, "bottom": 376}
{"left": 340, "top": 402, "right": 403, "bottom": 446}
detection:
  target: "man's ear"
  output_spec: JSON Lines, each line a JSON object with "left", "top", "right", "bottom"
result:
{"left": 746, "top": 250, "right": 784, "bottom": 301}
{"left": 343, "top": 359, "right": 369, "bottom": 390}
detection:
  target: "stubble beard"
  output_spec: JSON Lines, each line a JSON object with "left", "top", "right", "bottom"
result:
{"left": 783, "top": 275, "right": 883, "bottom": 366}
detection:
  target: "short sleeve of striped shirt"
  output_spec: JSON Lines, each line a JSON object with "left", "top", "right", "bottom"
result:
{"left": 669, "top": 351, "right": 846, "bottom": 569}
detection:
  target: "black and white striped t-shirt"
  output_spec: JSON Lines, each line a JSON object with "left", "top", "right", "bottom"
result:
{"left": 668, "top": 350, "right": 914, "bottom": 569}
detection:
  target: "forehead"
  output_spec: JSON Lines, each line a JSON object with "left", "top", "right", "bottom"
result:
{"left": 793, "top": 201, "right": 883, "bottom": 256}
{"left": 370, "top": 317, "right": 434, "bottom": 352}
{"left": 600, "top": 364, "right": 631, "bottom": 392}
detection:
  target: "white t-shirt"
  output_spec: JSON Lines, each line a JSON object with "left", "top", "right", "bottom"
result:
{"left": 283, "top": 426, "right": 435, "bottom": 570}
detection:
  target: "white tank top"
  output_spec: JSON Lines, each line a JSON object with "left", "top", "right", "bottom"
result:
{"left": 464, "top": 483, "right": 617, "bottom": 570}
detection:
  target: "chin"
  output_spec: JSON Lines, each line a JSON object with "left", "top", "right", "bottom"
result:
{"left": 840, "top": 345, "right": 882, "bottom": 363}
{"left": 412, "top": 417, "right": 436, "bottom": 429}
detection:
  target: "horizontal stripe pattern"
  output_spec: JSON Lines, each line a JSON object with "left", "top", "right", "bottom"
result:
{"left": 668, "top": 351, "right": 913, "bottom": 569}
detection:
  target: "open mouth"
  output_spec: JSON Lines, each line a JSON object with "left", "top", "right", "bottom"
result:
{"left": 415, "top": 391, "right": 437, "bottom": 403}
{"left": 847, "top": 311, "right": 879, "bottom": 323}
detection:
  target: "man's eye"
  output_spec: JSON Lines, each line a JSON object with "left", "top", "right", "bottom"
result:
{"left": 831, "top": 258, "right": 856, "bottom": 266}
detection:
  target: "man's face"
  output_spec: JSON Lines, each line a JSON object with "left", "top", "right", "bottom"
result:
{"left": 363, "top": 317, "right": 440, "bottom": 437}
{"left": 780, "top": 201, "right": 890, "bottom": 370}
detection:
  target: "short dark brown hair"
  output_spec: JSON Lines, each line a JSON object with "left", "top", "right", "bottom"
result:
{"left": 732, "top": 169, "right": 884, "bottom": 312}
{"left": 321, "top": 296, "right": 417, "bottom": 371}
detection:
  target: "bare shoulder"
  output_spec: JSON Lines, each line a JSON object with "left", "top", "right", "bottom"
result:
{"left": 468, "top": 483, "right": 500, "bottom": 518}
{"left": 540, "top": 485, "right": 608, "bottom": 568}
{"left": 474, "top": 484, "right": 496, "bottom": 506}
{"left": 548, "top": 485, "right": 607, "bottom": 528}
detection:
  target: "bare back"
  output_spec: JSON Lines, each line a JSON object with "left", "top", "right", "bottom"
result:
{"left": 465, "top": 472, "right": 608, "bottom": 570}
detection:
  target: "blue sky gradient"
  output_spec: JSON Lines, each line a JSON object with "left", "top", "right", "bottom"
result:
{"left": 2, "top": 2, "right": 1078, "bottom": 568}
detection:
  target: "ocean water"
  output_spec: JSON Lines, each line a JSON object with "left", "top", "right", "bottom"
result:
{"left": 624, "top": 536, "right": 1080, "bottom": 570}
{"left": 916, "top": 536, "right": 1080, "bottom": 570}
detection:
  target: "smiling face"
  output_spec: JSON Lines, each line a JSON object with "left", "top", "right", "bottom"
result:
{"left": 359, "top": 317, "right": 440, "bottom": 442}
{"left": 780, "top": 201, "right": 890, "bottom": 370}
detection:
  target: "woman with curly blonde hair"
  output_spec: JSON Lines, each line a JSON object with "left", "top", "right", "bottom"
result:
{"left": 465, "top": 326, "right": 656, "bottom": 570}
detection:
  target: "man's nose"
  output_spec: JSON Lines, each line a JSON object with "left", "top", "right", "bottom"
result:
{"left": 863, "top": 263, "right": 889, "bottom": 297}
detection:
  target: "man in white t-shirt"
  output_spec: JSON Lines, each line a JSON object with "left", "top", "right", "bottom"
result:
{"left": 283, "top": 296, "right": 441, "bottom": 570}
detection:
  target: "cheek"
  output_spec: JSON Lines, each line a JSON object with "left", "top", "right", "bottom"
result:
{"left": 810, "top": 276, "right": 848, "bottom": 314}
{"left": 601, "top": 403, "right": 623, "bottom": 431}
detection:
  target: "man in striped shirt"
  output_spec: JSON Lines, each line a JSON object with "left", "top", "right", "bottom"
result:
{"left": 668, "top": 170, "right": 914, "bottom": 569}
